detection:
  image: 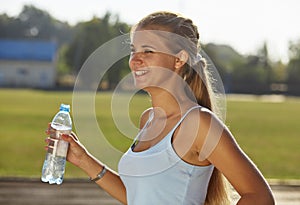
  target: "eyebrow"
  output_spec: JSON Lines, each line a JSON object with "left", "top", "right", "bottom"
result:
{"left": 130, "top": 44, "right": 156, "bottom": 50}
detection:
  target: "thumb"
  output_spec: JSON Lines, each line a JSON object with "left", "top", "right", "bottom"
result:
{"left": 61, "top": 132, "right": 79, "bottom": 144}
{"left": 61, "top": 133, "right": 73, "bottom": 143}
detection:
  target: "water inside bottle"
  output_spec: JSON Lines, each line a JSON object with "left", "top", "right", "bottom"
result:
{"left": 51, "top": 122, "right": 72, "bottom": 131}
{"left": 41, "top": 153, "right": 66, "bottom": 185}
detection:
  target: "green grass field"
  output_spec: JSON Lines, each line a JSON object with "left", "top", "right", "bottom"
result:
{"left": 0, "top": 89, "right": 299, "bottom": 179}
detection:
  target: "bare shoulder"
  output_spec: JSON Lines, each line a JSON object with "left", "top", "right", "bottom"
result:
{"left": 183, "top": 106, "right": 274, "bottom": 203}
{"left": 181, "top": 106, "right": 228, "bottom": 156}
{"left": 184, "top": 106, "right": 224, "bottom": 129}
{"left": 173, "top": 106, "right": 224, "bottom": 166}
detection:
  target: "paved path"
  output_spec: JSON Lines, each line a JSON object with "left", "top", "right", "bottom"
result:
{"left": 1, "top": 178, "right": 299, "bottom": 205}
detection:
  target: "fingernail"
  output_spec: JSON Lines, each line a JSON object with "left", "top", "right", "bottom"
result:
{"left": 61, "top": 134, "right": 68, "bottom": 138}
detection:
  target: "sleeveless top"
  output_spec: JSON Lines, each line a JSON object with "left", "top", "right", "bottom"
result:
{"left": 118, "top": 106, "right": 214, "bottom": 205}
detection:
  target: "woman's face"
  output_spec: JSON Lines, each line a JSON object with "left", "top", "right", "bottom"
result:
{"left": 129, "top": 29, "right": 180, "bottom": 91}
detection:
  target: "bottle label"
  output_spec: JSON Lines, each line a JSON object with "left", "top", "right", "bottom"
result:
{"left": 47, "top": 130, "right": 69, "bottom": 157}
{"left": 56, "top": 140, "right": 69, "bottom": 157}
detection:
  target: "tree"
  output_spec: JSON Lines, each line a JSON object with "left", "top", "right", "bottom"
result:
{"left": 202, "top": 43, "right": 245, "bottom": 93}
{"left": 286, "top": 39, "right": 300, "bottom": 95}
{"left": 257, "top": 42, "right": 272, "bottom": 87}
{"left": 65, "top": 12, "right": 130, "bottom": 89}
{"left": 0, "top": 5, "right": 73, "bottom": 45}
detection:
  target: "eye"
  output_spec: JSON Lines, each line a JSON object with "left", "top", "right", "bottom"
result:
{"left": 130, "top": 48, "right": 136, "bottom": 53}
{"left": 129, "top": 44, "right": 136, "bottom": 53}
{"left": 144, "top": 50, "right": 154, "bottom": 54}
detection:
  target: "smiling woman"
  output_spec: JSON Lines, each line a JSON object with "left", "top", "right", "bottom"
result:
{"left": 45, "top": 11, "right": 275, "bottom": 205}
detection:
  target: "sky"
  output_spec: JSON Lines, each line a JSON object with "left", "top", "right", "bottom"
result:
{"left": 1, "top": 0, "right": 300, "bottom": 63}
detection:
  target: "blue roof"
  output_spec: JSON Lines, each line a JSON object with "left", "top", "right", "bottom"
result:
{"left": 0, "top": 40, "right": 57, "bottom": 61}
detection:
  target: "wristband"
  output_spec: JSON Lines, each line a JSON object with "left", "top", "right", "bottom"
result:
{"left": 90, "top": 166, "right": 107, "bottom": 182}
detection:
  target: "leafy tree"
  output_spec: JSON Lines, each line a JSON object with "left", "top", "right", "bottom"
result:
{"left": 0, "top": 5, "right": 73, "bottom": 45}
{"left": 65, "top": 12, "right": 130, "bottom": 89}
{"left": 203, "top": 43, "right": 245, "bottom": 93}
{"left": 230, "top": 55, "right": 267, "bottom": 94}
{"left": 286, "top": 39, "right": 300, "bottom": 94}
{"left": 257, "top": 42, "right": 272, "bottom": 86}
{"left": 287, "top": 39, "right": 300, "bottom": 84}
{"left": 287, "top": 59, "right": 300, "bottom": 84}
{"left": 288, "top": 39, "right": 300, "bottom": 60}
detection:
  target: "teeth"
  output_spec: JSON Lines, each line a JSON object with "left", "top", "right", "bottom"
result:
{"left": 135, "top": 70, "right": 148, "bottom": 76}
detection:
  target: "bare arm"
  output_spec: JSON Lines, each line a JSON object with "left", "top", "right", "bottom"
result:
{"left": 46, "top": 125, "right": 127, "bottom": 204}
{"left": 197, "top": 110, "right": 275, "bottom": 205}
{"left": 63, "top": 133, "right": 127, "bottom": 204}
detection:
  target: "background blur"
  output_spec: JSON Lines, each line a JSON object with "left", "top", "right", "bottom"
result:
{"left": 0, "top": 0, "right": 299, "bottom": 181}
{"left": 1, "top": 2, "right": 300, "bottom": 205}
{"left": 1, "top": 0, "right": 300, "bottom": 94}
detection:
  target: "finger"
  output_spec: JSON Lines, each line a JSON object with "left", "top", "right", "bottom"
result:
{"left": 45, "top": 136, "right": 59, "bottom": 143}
{"left": 45, "top": 123, "right": 55, "bottom": 135}
{"left": 44, "top": 137, "right": 52, "bottom": 151}
{"left": 45, "top": 137, "right": 50, "bottom": 144}
{"left": 45, "top": 123, "right": 51, "bottom": 133}
{"left": 45, "top": 145, "right": 54, "bottom": 154}
{"left": 45, "top": 124, "right": 50, "bottom": 134}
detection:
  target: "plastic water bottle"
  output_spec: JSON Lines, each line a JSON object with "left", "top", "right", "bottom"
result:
{"left": 41, "top": 104, "right": 72, "bottom": 185}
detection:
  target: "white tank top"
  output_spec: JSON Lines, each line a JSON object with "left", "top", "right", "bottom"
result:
{"left": 118, "top": 106, "right": 214, "bottom": 205}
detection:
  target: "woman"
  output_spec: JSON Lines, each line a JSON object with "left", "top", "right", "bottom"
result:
{"left": 47, "top": 11, "right": 275, "bottom": 205}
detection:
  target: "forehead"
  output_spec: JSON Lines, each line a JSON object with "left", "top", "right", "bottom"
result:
{"left": 130, "top": 30, "right": 182, "bottom": 55}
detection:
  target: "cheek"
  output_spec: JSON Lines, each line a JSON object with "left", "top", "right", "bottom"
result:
{"left": 161, "top": 58, "right": 176, "bottom": 71}
{"left": 160, "top": 54, "right": 176, "bottom": 67}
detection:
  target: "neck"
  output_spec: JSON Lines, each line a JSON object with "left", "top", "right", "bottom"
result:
{"left": 147, "top": 87, "right": 197, "bottom": 118}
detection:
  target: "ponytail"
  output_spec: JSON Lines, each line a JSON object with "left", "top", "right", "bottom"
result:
{"left": 182, "top": 57, "right": 212, "bottom": 109}
{"left": 205, "top": 169, "right": 230, "bottom": 205}
{"left": 182, "top": 57, "right": 231, "bottom": 205}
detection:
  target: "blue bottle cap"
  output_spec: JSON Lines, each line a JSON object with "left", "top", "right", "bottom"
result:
{"left": 59, "top": 104, "right": 70, "bottom": 112}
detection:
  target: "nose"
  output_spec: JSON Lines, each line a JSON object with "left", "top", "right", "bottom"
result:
{"left": 129, "top": 52, "right": 143, "bottom": 70}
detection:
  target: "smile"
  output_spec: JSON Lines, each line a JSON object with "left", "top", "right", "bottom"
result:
{"left": 134, "top": 70, "right": 149, "bottom": 77}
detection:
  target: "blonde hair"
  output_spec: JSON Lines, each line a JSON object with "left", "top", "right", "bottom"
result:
{"left": 133, "top": 11, "right": 230, "bottom": 205}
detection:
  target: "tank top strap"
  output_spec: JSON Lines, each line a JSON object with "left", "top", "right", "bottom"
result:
{"left": 169, "top": 105, "right": 202, "bottom": 135}
{"left": 131, "top": 108, "right": 154, "bottom": 149}
{"left": 132, "top": 106, "right": 202, "bottom": 149}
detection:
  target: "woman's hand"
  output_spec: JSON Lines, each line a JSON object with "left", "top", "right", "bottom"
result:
{"left": 45, "top": 123, "right": 88, "bottom": 168}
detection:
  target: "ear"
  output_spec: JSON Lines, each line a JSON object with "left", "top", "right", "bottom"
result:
{"left": 175, "top": 50, "right": 189, "bottom": 70}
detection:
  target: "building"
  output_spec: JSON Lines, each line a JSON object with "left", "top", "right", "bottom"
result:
{"left": 0, "top": 39, "right": 57, "bottom": 88}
